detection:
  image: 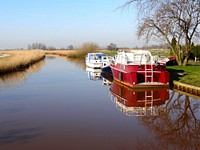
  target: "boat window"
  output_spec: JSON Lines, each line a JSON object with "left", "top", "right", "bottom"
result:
{"left": 144, "top": 54, "right": 151, "bottom": 62}
{"left": 120, "top": 64, "right": 125, "bottom": 70}
{"left": 133, "top": 54, "right": 142, "bottom": 62}
{"left": 94, "top": 56, "right": 98, "bottom": 60}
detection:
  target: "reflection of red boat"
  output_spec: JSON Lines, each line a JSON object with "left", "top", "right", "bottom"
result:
{"left": 110, "top": 50, "right": 170, "bottom": 88}
{"left": 110, "top": 81, "right": 169, "bottom": 116}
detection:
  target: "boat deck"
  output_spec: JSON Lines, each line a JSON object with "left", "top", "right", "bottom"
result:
{"left": 114, "top": 79, "right": 170, "bottom": 89}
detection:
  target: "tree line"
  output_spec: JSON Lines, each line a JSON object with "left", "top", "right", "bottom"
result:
{"left": 123, "top": 0, "right": 200, "bottom": 66}
{"left": 28, "top": 42, "right": 47, "bottom": 50}
{"left": 28, "top": 42, "right": 74, "bottom": 50}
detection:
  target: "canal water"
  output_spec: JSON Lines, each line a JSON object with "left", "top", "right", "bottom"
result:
{"left": 0, "top": 56, "right": 200, "bottom": 150}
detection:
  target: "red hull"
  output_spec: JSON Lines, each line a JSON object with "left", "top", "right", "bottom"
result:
{"left": 110, "top": 63, "right": 170, "bottom": 88}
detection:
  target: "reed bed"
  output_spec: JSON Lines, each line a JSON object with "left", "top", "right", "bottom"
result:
{"left": 44, "top": 50, "right": 77, "bottom": 57}
{"left": 66, "top": 49, "right": 96, "bottom": 59}
{"left": 0, "top": 50, "right": 45, "bottom": 74}
{"left": 0, "top": 60, "right": 45, "bottom": 90}
{"left": 45, "top": 49, "right": 95, "bottom": 59}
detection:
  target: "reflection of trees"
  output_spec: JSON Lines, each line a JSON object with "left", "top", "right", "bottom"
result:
{"left": 46, "top": 55, "right": 86, "bottom": 70}
{"left": 0, "top": 120, "right": 44, "bottom": 144}
{"left": 139, "top": 91, "right": 200, "bottom": 150}
{"left": 66, "top": 58, "right": 86, "bottom": 70}
{"left": 0, "top": 60, "right": 45, "bottom": 90}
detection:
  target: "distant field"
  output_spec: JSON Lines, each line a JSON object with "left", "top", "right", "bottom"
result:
{"left": 44, "top": 50, "right": 76, "bottom": 56}
{"left": 100, "top": 49, "right": 171, "bottom": 57}
{"left": 148, "top": 49, "right": 171, "bottom": 56}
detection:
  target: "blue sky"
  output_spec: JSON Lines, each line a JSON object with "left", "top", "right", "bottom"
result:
{"left": 0, "top": 0, "right": 143, "bottom": 49}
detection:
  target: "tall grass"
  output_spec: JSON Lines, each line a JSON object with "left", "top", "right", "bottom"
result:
{"left": 0, "top": 60, "right": 45, "bottom": 89}
{"left": 0, "top": 50, "right": 45, "bottom": 73}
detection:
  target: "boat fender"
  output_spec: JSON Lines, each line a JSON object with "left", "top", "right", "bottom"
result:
{"left": 155, "top": 61, "right": 160, "bottom": 66}
{"left": 138, "top": 65, "right": 143, "bottom": 69}
{"left": 119, "top": 72, "right": 123, "bottom": 81}
{"left": 144, "top": 54, "right": 150, "bottom": 62}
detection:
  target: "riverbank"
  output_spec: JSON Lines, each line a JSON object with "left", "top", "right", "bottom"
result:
{"left": 0, "top": 50, "right": 45, "bottom": 74}
{"left": 0, "top": 50, "right": 199, "bottom": 89}
{"left": 173, "top": 81, "right": 200, "bottom": 97}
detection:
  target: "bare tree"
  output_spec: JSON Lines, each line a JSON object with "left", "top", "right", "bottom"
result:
{"left": 123, "top": 0, "right": 200, "bottom": 66}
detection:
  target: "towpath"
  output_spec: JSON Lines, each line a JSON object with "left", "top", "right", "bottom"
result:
{"left": 0, "top": 54, "right": 10, "bottom": 58}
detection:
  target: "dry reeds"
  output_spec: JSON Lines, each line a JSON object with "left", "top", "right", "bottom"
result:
{"left": 0, "top": 43, "right": 98, "bottom": 74}
{"left": 0, "top": 60, "right": 45, "bottom": 90}
{"left": 0, "top": 50, "right": 45, "bottom": 74}
{"left": 44, "top": 50, "right": 76, "bottom": 57}
{"left": 67, "top": 42, "right": 99, "bottom": 59}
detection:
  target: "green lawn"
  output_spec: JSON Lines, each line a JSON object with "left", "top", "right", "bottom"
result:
{"left": 100, "top": 50, "right": 117, "bottom": 56}
{"left": 167, "top": 65, "right": 200, "bottom": 87}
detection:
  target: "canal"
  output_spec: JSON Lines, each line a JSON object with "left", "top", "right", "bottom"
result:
{"left": 0, "top": 56, "right": 200, "bottom": 150}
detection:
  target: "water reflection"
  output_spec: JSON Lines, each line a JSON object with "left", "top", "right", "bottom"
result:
{"left": 102, "top": 77, "right": 112, "bottom": 86}
{"left": 66, "top": 57, "right": 85, "bottom": 70}
{"left": 109, "top": 80, "right": 200, "bottom": 149}
{"left": 0, "top": 120, "right": 44, "bottom": 144}
{"left": 0, "top": 56, "right": 200, "bottom": 149}
{"left": 85, "top": 67, "right": 112, "bottom": 86}
{"left": 0, "top": 60, "right": 45, "bottom": 90}
{"left": 110, "top": 81, "right": 169, "bottom": 116}
{"left": 137, "top": 90, "right": 200, "bottom": 149}
{"left": 86, "top": 67, "right": 102, "bottom": 81}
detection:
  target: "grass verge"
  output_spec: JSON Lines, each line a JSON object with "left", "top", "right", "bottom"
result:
{"left": 167, "top": 65, "right": 200, "bottom": 87}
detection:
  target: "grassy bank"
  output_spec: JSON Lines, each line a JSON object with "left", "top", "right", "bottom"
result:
{"left": 45, "top": 49, "right": 91, "bottom": 59}
{"left": 167, "top": 65, "right": 200, "bottom": 87}
{"left": 0, "top": 50, "right": 45, "bottom": 74}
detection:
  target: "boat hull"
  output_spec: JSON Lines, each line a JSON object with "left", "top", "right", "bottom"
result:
{"left": 86, "top": 61, "right": 102, "bottom": 68}
{"left": 110, "top": 64, "right": 170, "bottom": 88}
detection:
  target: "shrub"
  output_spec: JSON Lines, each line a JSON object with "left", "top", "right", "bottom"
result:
{"left": 67, "top": 42, "right": 99, "bottom": 59}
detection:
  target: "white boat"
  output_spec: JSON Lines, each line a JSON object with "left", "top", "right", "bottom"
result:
{"left": 101, "top": 55, "right": 114, "bottom": 68}
{"left": 85, "top": 53, "right": 114, "bottom": 68}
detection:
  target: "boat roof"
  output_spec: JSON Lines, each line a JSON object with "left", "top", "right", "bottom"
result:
{"left": 118, "top": 50, "right": 152, "bottom": 55}
{"left": 88, "top": 53, "right": 105, "bottom": 56}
